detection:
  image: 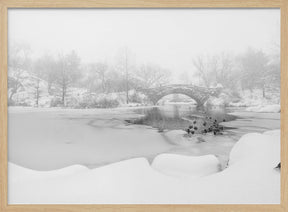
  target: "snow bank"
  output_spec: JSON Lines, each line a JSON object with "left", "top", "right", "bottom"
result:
{"left": 229, "top": 130, "right": 280, "bottom": 167}
{"left": 9, "top": 130, "right": 280, "bottom": 204}
{"left": 246, "top": 104, "right": 280, "bottom": 113}
{"left": 152, "top": 154, "right": 220, "bottom": 178}
{"left": 9, "top": 163, "right": 89, "bottom": 183}
{"left": 229, "top": 89, "right": 280, "bottom": 108}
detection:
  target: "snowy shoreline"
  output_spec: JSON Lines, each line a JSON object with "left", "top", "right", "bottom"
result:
{"left": 8, "top": 129, "right": 280, "bottom": 204}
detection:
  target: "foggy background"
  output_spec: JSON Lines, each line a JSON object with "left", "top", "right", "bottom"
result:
{"left": 9, "top": 9, "right": 279, "bottom": 82}
{"left": 8, "top": 9, "right": 280, "bottom": 107}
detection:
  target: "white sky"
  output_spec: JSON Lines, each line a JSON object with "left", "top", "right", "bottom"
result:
{"left": 8, "top": 9, "right": 280, "bottom": 79}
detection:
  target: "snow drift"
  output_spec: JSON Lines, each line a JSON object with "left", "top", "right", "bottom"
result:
{"left": 152, "top": 154, "right": 220, "bottom": 178}
{"left": 8, "top": 130, "right": 280, "bottom": 204}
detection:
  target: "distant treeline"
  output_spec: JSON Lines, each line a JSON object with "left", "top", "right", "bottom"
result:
{"left": 8, "top": 43, "right": 280, "bottom": 107}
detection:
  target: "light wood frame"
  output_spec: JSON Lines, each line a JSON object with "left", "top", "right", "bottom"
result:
{"left": 0, "top": 0, "right": 287, "bottom": 211}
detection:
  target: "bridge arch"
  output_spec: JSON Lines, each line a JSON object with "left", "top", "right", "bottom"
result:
{"left": 140, "top": 84, "right": 221, "bottom": 106}
{"left": 149, "top": 92, "right": 203, "bottom": 105}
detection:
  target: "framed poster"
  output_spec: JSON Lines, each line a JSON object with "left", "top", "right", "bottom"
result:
{"left": 0, "top": 0, "right": 287, "bottom": 212}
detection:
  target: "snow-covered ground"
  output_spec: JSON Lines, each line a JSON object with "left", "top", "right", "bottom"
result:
{"left": 228, "top": 89, "right": 280, "bottom": 113}
{"left": 8, "top": 129, "right": 280, "bottom": 204}
{"left": 246, "top": 104, "right": 280, "bottom": 113}
{"left": 152, "top": 154, "right": 220, "bottom": 178}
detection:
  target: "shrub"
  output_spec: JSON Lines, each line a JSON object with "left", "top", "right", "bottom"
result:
{"left": 129, "top": 92, "right": 143, "bottom": 103}
{"left": 76, "top": 96, "right": 119, "bottom": 109}
{"left": 8, "top": 99, "right": 15, "bottom": 106}
{"left": 18, "top": 102, "right": 30, "bottom": 106}
{"left": 50, "top": 97, "right": 63, "bottom": 107}
{"left": 95, "top": 98, "right": 119, "bottom": 108}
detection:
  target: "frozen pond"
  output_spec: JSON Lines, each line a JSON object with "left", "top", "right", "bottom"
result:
{"left": 128, "top": 104, "right": 237, "bottom": 132}
{"left": 8, "top": 105, "right": 280, "bottom": 171}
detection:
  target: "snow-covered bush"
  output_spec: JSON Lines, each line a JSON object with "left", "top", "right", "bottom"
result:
{"left": 128, "top": 90, "right": 145, "bottom": 103}
{"left": 8, "top": 98, "right": 16, "bottom": 106}
{"left": 65, "top": 97, "right": 79, "bottom": 108}
{"left": 75, "top": 93, "right": 120, "bottom": 108}
{"left": 205, "top": 93, "right": 228, "bottom": 106}
{"left": 205, "top": 89, "right": 239, "bottom": 107}
{"left": 94, "top": 98, "right": 119, "bottom": 108}
{"left": 50, "top": 97, "right": 63, "bottom": 107}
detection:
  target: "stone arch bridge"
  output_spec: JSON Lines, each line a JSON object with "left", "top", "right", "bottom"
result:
{"left": 139, "top": 84, "right": 222, "bottom": 106}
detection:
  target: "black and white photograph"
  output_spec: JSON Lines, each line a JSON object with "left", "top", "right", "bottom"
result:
{"left": 7, "top": 9, "right": 280, "bottom": 204}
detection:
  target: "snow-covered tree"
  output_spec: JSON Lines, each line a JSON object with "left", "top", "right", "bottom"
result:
{"left": 8, "top": 43, "right": 31, "bottom": 103}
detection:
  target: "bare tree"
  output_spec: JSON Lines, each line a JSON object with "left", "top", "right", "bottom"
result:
{"left": 214, "top": 53, "right": 239, "bottom": 92}
{"left": 34, "top": 78, "right": 41, "bottom": 107}
{"left": 123, "top": 48, "right": 129, "bottom": 104}
{"left": 238, "top": 48, "right": 269, "bottom": 97}
{"left": 104, "top": 70, "right": 126, "bottom": 93}
{"left": 192, "top": 53, "right": 244, "bottom": 99}
{"left": 26, "top": 76, "right": 43, "bottom": 107}
{"left": 55, "top": 51, "right": 81, "bottom": 106}
{"left": 178, "top": 71, "right": 193, "bottom": 85}
{"left": 116, "top": 48, "right": 134, "bottom": 104}
{"left": 266, "top": 41, "right": 280, "bottom": 92}
{"left": 135, "top": 64, "right": 171, "bottom": 89}
{"left": 192, "top": 55, "right": 216, "bottom": 87}
{"left": 33, "top": 54, "right": 58, "bottom": 94}
{"left": 87, "top": 62, "right": 109, "bottom": 93}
